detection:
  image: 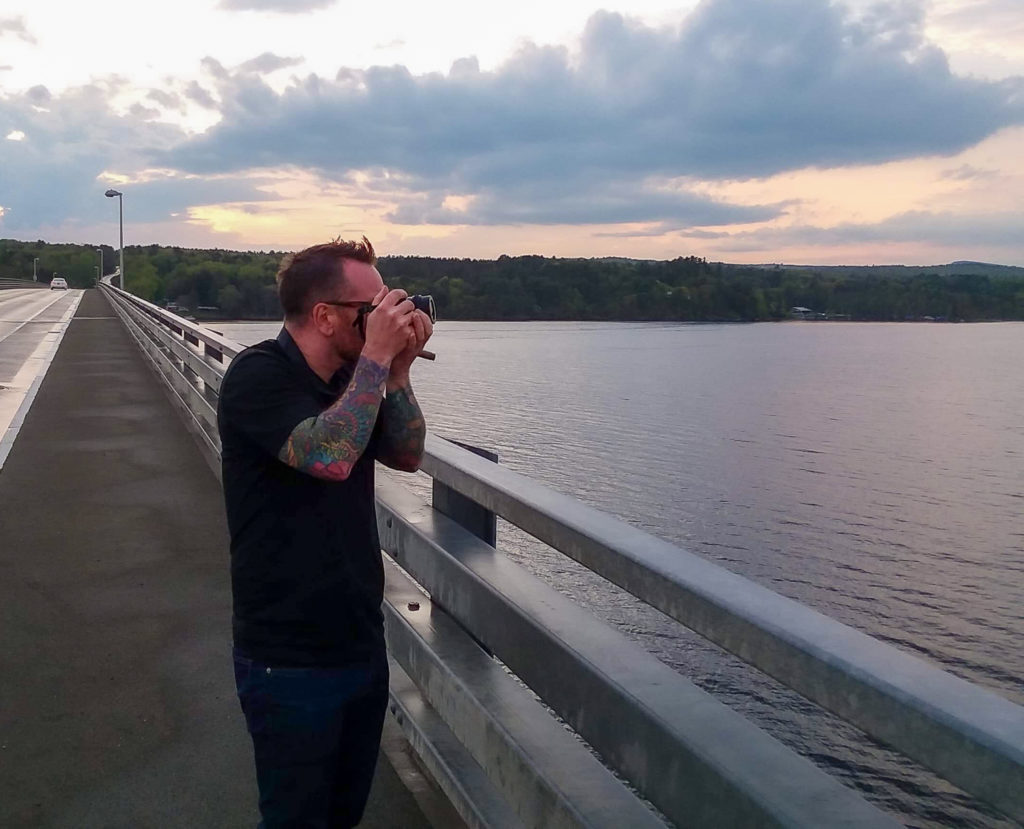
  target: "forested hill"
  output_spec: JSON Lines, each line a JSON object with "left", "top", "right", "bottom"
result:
{"left": 2, "top": 238, "right": 1023, "bottom": 322}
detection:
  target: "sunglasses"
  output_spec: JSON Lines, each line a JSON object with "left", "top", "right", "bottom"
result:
{"left": 321, "top": 299, "right": 376, "bottom": 337}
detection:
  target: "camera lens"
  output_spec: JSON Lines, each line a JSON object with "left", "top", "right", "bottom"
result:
{"left": 410, "top": 294, "right": 436, "bottom": 323}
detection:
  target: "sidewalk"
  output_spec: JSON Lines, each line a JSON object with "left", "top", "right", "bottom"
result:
{"left": 0, "top": 289, "right": 432, "bottom": 828}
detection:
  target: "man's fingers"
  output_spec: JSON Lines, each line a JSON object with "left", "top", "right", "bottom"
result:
{"left": 379, "top": 288, "right": 408, "bottom": 308}
{"left": 372, "top": 285, "right": 388, "bottom": 304}
{"left": 410, "top": 313, "right": 426, "bottom": 344}
{"left": 419, "top": 312, "right": 433, "bottom": 342}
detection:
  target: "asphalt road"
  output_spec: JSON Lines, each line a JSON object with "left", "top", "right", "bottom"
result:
{"left": 0, "top": 288, "right": 78, "bottom": 384}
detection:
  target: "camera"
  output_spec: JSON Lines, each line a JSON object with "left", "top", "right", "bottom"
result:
{"left": 409, "top": 294, "right": 436, "bottom": 323}
{"left": 354, "top": 294, "right": 437, "bottom": 337}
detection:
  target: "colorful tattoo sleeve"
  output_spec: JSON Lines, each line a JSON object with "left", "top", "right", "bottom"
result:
{"left": 376, "top": 382, "right": 426, "bottom": 472}
{"left": 278, "top": 355, "right": 388, "bottom": 481}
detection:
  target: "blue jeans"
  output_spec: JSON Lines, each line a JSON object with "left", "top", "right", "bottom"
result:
{"left": 233, "top": 651, "right": 389, "bottom": 828}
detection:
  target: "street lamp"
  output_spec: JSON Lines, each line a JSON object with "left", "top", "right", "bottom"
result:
{"left": 104, "top": 189, "right": 124, "bottom": 291}
{"left": 33, "top": 257, "right": 38, "bottom": 282}
{"left": 95, "top": 248, "right": 103, "bottom": 284}
{"left": 94, "top": 265, "right": 100, "bottom": 284}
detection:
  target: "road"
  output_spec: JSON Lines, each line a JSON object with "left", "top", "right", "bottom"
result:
{"left": 0, "top": 287, "right": 83, "bottom": 469}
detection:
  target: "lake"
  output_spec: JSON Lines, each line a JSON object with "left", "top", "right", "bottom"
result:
{"left": 217, "top": 319, "right": 1024, "bottom": 828}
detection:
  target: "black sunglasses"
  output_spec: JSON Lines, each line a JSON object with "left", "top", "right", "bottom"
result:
{"left": 321, "top": 299, "right": 375, "bottom": 337}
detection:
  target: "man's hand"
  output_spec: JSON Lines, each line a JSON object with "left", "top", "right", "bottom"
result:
{"left": 388, "top": 308, "right": 433, "bottom": 389}
{"left": 361, "top": 287, "right": 417, "bottom": 367}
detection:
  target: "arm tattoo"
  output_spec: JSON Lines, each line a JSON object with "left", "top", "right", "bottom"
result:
{"left": 377, "top": 383, "right": 426, "bottom": 472}
{"left": 278, "top": 356, "right": 388, "bottom": 481}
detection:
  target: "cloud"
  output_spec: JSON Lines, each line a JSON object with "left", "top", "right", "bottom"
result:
{"left": 386, "top": 179, "right": 782, "bottom": 227}
{"left": 237, "top": 52, "right": 304, "bottom": 74}
{"left": 930, "top": 0, "right": 1024, "bottom": 43}
{"left": 184, "top": 81, "right": 218, "bottom": 110}
{"left": 689, "top": 210, "right": 1024, "bottom": 253}
{"left": 161, "top": 0, "right": 1024, "bottom": 229}
{"left": 147, "top": 89, "right": 183, "bottom": 110}
{"left": 940, "top": 164, "right": 999, "bottom": 181}
{"left": 129, "top": 103, "right": 161, "bottom": 120}
{"left": 26, "top": 85, "right": 50, "bottom": 104}
{"left": 0, "top": 16, "right": 35, "bottom": 44}
{"left": 217, "top": 0, "right": 337, "bottom": 12}
{"left": 200, "top": 57, "right": 230, "bottom": 81}
{"left": 0, "top": 80, "right": 272, "bottom": 231}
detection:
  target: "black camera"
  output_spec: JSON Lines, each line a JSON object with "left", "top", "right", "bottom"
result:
{"left": 354, "top": 294, "right": 436, "bottom": 337}
{"left": 409, "top": 294, "right": 436, "bottom": 323}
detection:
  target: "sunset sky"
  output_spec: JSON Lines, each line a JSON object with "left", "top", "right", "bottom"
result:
{"left": 1, "top": 0, "right": 1022, "bottom": 264}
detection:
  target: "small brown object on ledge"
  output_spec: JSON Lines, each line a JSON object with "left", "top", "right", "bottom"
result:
{"left": 417, "top": 349, "right": 436, "bottom": 361}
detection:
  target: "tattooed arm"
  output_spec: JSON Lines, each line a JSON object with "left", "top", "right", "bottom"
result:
{"left": 375, "top": 306, "right": 430, "bottom": 472}
{"left": 375, "top": 376, "right": 427, "bottom": 472}
{"left": 277, "top": 355, "right": 389, "bottom": 481}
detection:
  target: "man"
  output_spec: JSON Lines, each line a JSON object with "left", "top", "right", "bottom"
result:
{"left": 217, "top": 237, "right": 432, "bottom": 828}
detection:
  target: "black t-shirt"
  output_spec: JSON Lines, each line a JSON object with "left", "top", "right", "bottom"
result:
{"left": 217, "top": 328, "right": 384, "bottom": 667}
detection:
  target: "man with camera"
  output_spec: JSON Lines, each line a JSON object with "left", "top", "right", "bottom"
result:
{"left": 217, "top": 237, "right": 432, "bottom": 827}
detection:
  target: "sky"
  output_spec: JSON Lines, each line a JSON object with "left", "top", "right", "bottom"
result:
{"left": 0, "top": 0, "right": 1022, "bottom": 265}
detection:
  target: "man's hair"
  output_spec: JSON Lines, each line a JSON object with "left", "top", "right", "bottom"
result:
{"left": 276, "top": 236, "right": 377, "bottom": 321}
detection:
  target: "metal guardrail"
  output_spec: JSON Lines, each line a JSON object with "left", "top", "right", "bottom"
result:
{"left": 97, "top": 279, "right": 1024, "bottom": 828}
{"left": 0, "top": 278, "right": 48, "bottom": 289}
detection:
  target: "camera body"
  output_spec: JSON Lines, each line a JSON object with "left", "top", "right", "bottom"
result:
{"left": 354, "top": 293, "right": 436, "bottom": 338}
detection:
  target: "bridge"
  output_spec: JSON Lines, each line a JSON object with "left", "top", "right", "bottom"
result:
{"left": 1, "top": 278, "right": 1021, "bottom": 828}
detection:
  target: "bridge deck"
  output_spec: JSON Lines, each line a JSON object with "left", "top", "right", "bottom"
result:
{"left": 0, "top": 289, "right": 433, "bottom": 828}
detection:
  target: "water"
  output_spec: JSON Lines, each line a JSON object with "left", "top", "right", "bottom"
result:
{"left": 217, "top": 319, "right": 1024, "bottom": 827}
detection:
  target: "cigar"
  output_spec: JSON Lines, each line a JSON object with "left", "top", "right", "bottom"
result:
{"left": 417, "top": 349, "right": 436, "bottom": 361}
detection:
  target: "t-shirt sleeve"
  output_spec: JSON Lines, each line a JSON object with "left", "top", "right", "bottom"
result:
{"left": 219, "top": 351, "right": 321, "bottom": 458}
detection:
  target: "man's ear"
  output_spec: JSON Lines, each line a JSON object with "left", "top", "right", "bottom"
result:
{"left": 310, "top": 302, "right": 335, "bottom": 336}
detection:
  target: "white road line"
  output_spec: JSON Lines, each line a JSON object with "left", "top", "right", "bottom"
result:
{"left": 0, "top": 293, "right": 84, "bottom": 473}
{"left": 0, "top": 291, "right": 72, "bottom": 345}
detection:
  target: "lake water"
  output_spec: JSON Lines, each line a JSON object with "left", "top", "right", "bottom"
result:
{"left": 217, "top": 319, "right": 1023, "bottom": 828}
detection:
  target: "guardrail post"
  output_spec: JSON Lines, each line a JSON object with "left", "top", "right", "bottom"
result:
{"left": 431, "top": 439, "right": 497, "bottom": 547}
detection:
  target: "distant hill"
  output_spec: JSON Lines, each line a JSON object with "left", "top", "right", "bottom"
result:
{"left": 753, "top": 262, "right": 1024, "bottom": 279}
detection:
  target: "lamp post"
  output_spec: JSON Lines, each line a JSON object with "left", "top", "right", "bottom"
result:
{"left": 33, "top": 257, "right": 38, "bottom": 282}
{"left": 95, "top": 248, "right": 103, "bottom": 284}
{"left": 94, "top": 265, "right": 100, "bottom": 285}
{"left": 104, "top": 189, "right": 124, "bottom": 291}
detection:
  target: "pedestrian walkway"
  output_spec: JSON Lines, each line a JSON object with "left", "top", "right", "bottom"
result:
{"left": 0, "top": 289, "right": 434, "bottom": 828}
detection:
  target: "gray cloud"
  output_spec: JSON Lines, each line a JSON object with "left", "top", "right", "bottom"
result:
{"left": 201, "top": 57, "right": 230, "bottom": 81}
{"left": 147, "top": 89, "right": 183, "bottom": 109}
{"left": 0, "top": 16, "right": 35, "bottom": 44}
{"left": 688, "top": 210, "right": 1024, "bottom": 252}
{"left": 218, "top": 0, "right": 337, "bottom": 12}
{"left": 26, "top": 85, "right": 50, "bottom": 104}
{"left": 0, "top": 81, "right": 272, "bottom": 231}
{"left": 238, "top": 52, "right": 304, "bottom": 74}
{"left": 940, "top": 164, "right": 999, "bottom": 181}
{"left": 130, "top": 103, "right": 161, "bottom": 120}
{"left": 387, "top": 179, "right": 782, "bottom": 227}
{"left": 161, "top": 0, "right": 1024, "bottom": 228}
{"left": 184, "top": 81, "right": 218, "bottom": 109}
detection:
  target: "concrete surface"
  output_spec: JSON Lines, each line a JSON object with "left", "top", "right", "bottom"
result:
{"left": 0, "top": 289, "right": 434, "bottom": 828}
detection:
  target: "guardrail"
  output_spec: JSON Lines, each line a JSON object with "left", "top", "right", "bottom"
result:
{"left": 98, "top": 278, "right": 1024, "bottom": 828}
{"left": 0, "top": 278, "right": 47, "bottom": 289}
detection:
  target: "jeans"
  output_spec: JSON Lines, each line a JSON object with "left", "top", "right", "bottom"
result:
{"left": 233, "top": 651, "right": 389, "bottom": 829}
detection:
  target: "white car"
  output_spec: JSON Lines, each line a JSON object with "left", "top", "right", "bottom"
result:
{"left": 50, "top": 277, "right": 68, "bottom": 290}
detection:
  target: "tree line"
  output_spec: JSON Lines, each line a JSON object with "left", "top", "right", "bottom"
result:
{"left": 2, "top": 238, "right": 1023, "bottom": 322}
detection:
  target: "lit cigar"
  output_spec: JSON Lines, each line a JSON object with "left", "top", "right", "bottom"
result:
{"left": 417, "top": 349, "right": 436, "bottom": 361}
